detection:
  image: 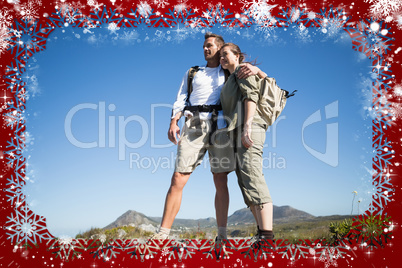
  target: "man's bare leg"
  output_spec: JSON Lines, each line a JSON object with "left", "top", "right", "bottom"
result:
{"left": 213, "top": 172, "right": 229, "bottom": 239}
{"left": 160, "top": 172, "right": 191, "bottom": 229}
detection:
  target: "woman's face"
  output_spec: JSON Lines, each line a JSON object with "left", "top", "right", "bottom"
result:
{"left": 220, "top": 46, "right": 239, "bottom": 72}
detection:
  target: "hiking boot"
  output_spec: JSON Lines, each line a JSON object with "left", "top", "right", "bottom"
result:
{"left": 258, "top": 230, "right": 274, "bottom": 241}
{"left": 214, "top": 235, "right": 227, "bottom": 245}
{"left": 148, "top": 232, "right": 169, "bottom": 240}
{"left": 215, "top": 234, "right": 227, "bottom": 242}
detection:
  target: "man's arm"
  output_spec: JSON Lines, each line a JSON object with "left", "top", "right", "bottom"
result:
{"left": 171, "top": 70, "right": 190, "bottom": 120}
{"left": 237, "top": 63, "right": 267, "bottom": 79}
{"left": 169, "top": 70, "right": 190, "bottom": 144}
{"left": 168, "top": 111, "right": 182, "bottom": 145}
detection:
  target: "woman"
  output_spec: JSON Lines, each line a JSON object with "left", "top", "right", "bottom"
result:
{"left": 220, "top": 43, "right": 274, "bottom": 240}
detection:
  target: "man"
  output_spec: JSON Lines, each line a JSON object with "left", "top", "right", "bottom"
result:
{"left": 150, "top": 33, "right": 266, "bottom": 241}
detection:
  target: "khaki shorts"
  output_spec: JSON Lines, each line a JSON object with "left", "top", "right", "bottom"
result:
{"left": 175, "top": 117, "right": 235, "bottom": 174}
{"left": 234, "top": 123, "right": 272, "bottom": 207}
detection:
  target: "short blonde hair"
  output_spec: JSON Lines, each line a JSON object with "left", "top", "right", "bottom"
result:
{"left": 204, "top": 32, "right": 225, "bottom": 48}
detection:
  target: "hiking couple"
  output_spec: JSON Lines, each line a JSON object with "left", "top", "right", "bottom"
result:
{"left": 150, "top": 33, "right": 274, "bottom": 242}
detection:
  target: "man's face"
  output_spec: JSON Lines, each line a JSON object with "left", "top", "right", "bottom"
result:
{"left": 203, "top": 37, "right": 221, "bottom": 62}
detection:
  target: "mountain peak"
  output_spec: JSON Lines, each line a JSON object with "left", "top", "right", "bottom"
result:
{"left": 274, "top": 205, "right": 314, "bottom": 219}
{"left": 104, "top": 210, "right": 158, "bottom": 230}
{"left": 228, "top": 205, "right": 314, "bottom": 225}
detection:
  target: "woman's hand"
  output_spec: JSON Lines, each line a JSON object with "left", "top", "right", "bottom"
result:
{"left": 237, "top": 63, "right": 259, "bottom": 79}
{"left": 237, "top": 63, "right": 267, "bottom": 79}
{"left": 241, "top": 123, "right": 254, "bottom": 148}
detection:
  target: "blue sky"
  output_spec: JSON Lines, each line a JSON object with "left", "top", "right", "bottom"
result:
{"left": 22, "top": 24, "right": 374, "bottom": 237}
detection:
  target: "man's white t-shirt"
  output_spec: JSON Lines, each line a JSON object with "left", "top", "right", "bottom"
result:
{"left": 172, "top": 65, "right": 226, "bottom": 129}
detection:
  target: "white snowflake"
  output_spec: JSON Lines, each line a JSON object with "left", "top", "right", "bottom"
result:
{"left": 110, "top": 4, "right": 123, "bottom": 13}
{"left": 253, "top": 23, "right": 277, "bottom": 42}
{"left": 391, "top": 102, "right": 402, "bottom": 120}
{"left": 318, "top": 247, "right": 341, "bottom": 268}
{"left": 119, "top": 30, "right": 139, "bottom": 43}
{"left": 247, "top": 2, "right": 277, "bottom": 24}
{"left": 240, "top": 0, "right": 270, "bottom": 11}
{"left": 0, "top": 8, "right": 13, "bottom": 28}
{"left": 63, "top": 9, "right": 83, "bottom": 25}
{"left": 137, "top": 1, "right": 152, "bottom": 17}
{"left": 5, "top": 175, "right": 26, "bottom": 208}
{"left": 22, "top": 70, "right": 40, "bottom": 97}
{"left": 319, "top": 11, "right": 347, "bottom": 39}
{"left": 47, "top": 236, "right": 87, "bottom": 261}
{"left": 393, "top": 84, "right": 402, "bottom": 96}
{"left": 365, "top": 0, "right": 402, "bottom": 19}
{"left": 174, "top": 4, "right": 186, "bottom": 12}
{"left": 107, "top": 22, "right": 120, "bottom": 34}
{"left": 0, "top": 26, "right": 11, "bottom": 55}
{"left": 291, "top": 8, "right": 300, "bottom": 22}
{"left": 5, "top": 204, "right": 52, "bottom": 245}
{"left": 56, "top": 3, "right": 71, "bottom": 16}
{"left": 379, "top": 95, "right": 388, "bottom": 104}
{"left": 87, "top": 0, "right": 103, "bottom": 11}
{"left": 58, "top": 236, "right": 73, "bottom": 245}
{"left": 70, "top": 1, "right": 86, "bottom": 10}
{"left": 296, "top": 23, "right": 311, "bottom": 43}
{"left": 161, "top": 248, "right": 169, "bottom": 256}
{"left": 10, "top": 28, "right": 22, "bottom": 38}
{"left": 308, "top": 11, "right": 316, "bottom": 20}
{"left": 397, "top": 14, "right": 402, "bottom": 29}
{"left": 153, "top": 0, "right": 169, "bottom": 9}
{"left": 17, "top": 0, "right": 42, "bottom": 21}
{"left": 174, "top": 0, "right": 188, "bottom": 12}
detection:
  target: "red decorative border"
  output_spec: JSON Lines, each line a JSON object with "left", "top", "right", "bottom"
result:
{"left": 1, "top": 0, "right": 401, "bottom": 267}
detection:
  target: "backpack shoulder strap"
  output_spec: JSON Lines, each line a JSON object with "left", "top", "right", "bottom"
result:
{"left": 187, "top": 66, "right": 200, "bottom": 102}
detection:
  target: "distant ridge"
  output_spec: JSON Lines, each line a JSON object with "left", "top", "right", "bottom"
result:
{"left": 104, "top": 205, "right": 316, "bottom": 230}
{"left": 149, "top": 217, "right": 217, "bottom": 228}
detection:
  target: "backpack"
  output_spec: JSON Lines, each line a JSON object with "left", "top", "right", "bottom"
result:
{"left": 257, "top": 76, "right": 296, "bottom": 126}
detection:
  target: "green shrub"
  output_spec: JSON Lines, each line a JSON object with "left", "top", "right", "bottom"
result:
{"left": 329, "top": 219, "right": 352, "bottom": 244}
{"left": 76, "top": 226, "right": 153, "bottom": 242}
